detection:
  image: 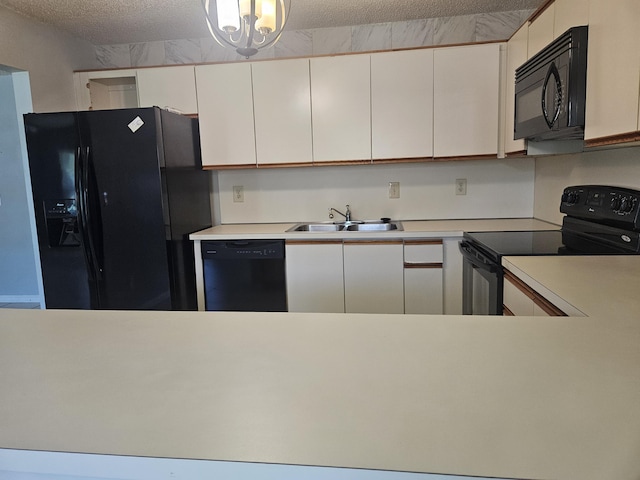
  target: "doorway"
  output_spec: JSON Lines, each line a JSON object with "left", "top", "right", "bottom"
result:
{"left": 0, "top": 65, "right": 43, "bottom": 307}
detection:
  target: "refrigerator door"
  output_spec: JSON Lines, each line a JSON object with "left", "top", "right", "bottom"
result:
{"left": 24, "top": 113, "right": 94, "bottom": 309}
{"left": 80, "top": 108, "right": 172, "bottom": 310}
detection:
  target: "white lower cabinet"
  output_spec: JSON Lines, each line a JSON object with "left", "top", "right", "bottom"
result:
{"left": 285, "top": 238, "right": 445, "bottom": 315}
{"left": 285, "top": 241, "right": 345, "bottom": 313}
{"left": 403, "top": 240, "right": 444, "bottom": 314}
{"left": 343, "top": 240, "right": 404, "bottom": 314}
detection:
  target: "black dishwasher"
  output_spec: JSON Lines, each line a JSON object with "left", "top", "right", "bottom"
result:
{"left": 202, "top": 240, "right": 287, "bottom": 312}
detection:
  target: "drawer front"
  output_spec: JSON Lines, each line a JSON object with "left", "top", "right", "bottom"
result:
{"left": 404, "top": 240, "right": 443, "bottom": 264}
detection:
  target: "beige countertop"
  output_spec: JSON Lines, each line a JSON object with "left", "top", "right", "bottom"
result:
{"left": 190, "top": 218, "right": 558, "bottom": 240}
{"left": 1, "top": 308, "right": 639, "bottom": 480}
{"left": 503, "top": 255, "right": 640, "bottom": 318}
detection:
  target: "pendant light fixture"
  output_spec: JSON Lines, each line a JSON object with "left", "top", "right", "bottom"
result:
{"left": 202, "top": 0, "right": 290, "bottom": 58}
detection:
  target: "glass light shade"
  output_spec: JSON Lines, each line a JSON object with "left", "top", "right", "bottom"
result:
{"left": 256, "top": 0, "right": 275, "bottom": 33}
{"left": 215, "top": 0, "right": 240, "bottom": 32}
{"left": 239, "top": 0, "right": 261, "bottom": 19}
{"left": 202, "top": 0, "right": 289, "bottom": 58}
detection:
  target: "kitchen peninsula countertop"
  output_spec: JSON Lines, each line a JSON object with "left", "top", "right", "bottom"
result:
{"left": 1, "top": 305, "right": 639, "bottom": 479}
{"left": 190, "top": 218, "right": 558, "bottom": 240}
{"left": 503, "top": 255, "right": 640, "bottom": 317}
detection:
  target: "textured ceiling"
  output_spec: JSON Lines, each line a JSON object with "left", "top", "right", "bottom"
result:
{"left": 0, "top": 0, "right": 545, "bottom": 45}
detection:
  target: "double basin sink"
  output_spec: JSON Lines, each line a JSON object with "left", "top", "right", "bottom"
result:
{"left": 287, "top": 220, "right": 403, "bottom": 232}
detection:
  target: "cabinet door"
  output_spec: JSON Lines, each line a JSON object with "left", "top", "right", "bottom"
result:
{"left": 504, "top": 23, "right": 528, "bottom": 154}
{"left": 310, "top": 54, "right": 371, "bottom": 162}
{"left": 286, "top": 241, "right": 344, "bottom": 313}
{"left": 343, "top": 241, "right": 404, "bottom": 314}
{"left": 527, "top": 4, "right": 555, "bottom": 58}
{"left": 433, "top": 44, "right": 501, "bottom": 157}
{"left": 371, "top": 49, "right": 434, "bottom": 159}
{"left": 195, "top": 63, "right": 256, "bottom": 167}
{"left": 553, "top": 0, "right": 589, "bottom": 38}
{"left": 585, "top": 0, "right": 640, "bottom": 140}
{"left": 404, "top": 268, "right": 443, "bottom": 314}
{"left": 252, "top": 59, "right": 313, "bottom": 165}
{"left": 403, "top": 241, "right": 443, "bottom": 314}
{"left": 137, "top": 66, "right": 198, "bottom": 114}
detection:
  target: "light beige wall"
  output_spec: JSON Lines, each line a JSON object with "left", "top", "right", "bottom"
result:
{"left": 534, "top": 145, "right": 640, "bottom": 224}
{"left": 0, "top": 5, "right": 96, "bottom": 112}
{"left": 217, "top": 159, "right": 536, "bottom": 224}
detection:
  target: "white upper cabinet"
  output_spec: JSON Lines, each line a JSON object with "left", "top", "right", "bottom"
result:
{"left": 195, "top": 63, "right": 256, "bottom": 167}
{"left": 585, "top": 0, "right": 640, "bottom": 141}
{"left": 553, "top": 0, "right": 589, "bottom": 37}
{"left": 252, "top": 58, "right": 313, "bottom": 165}
{"left": 504, "top": 23, "right": 528, "bottom": 154}
{"left": 433, "top": 43, "right": 501, "bottom": 157}
{"left": 137, "top": 66, "right": 198, "bottom": 114}
{"left": 527, "top": 4, "right": 555, "bottom": 58}
{"left": 370, "top": 49, "right": 434, "bottom": 160}
{"left": 310, "top": 54, "right": 371, "bottom": 163}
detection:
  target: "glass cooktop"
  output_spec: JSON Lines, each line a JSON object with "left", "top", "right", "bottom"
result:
{"left": 463, "top": 230, "right": 567, "bottom": 259}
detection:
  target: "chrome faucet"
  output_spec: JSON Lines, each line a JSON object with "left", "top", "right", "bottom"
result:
{"left": 328, "top": 204, "right": 351, "bottom": 222}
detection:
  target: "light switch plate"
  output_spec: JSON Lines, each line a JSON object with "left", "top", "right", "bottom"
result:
{"left": 388, "top": 182, "right": 400, "bottom": 199}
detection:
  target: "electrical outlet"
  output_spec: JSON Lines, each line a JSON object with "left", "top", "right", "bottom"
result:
{"left": 455, "top": 178, "right": 467, "bottom": 196}
{"left": 233, "top": 185, "right": 244, "bottom": 203}
{"left": 388, "top": 182, "right": 400, "bottom": 199}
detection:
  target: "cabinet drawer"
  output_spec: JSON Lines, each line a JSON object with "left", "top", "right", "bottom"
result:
{"left": 404, "top": 240, "right": 443, "bottom": 264}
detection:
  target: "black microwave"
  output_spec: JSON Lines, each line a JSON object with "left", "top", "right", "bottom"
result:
{"left": 514, "top": 26, "right": 588, "bottom": 141}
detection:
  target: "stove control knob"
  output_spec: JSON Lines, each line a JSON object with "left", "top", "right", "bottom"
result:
{"left": 611, "top": 197, "right": 622, "bottom": 211}
{"left": 620, "top": 198, "right": 630, "bottom": 212}
{"left": 624, "top": 199, "right": 635, "bottom": 213}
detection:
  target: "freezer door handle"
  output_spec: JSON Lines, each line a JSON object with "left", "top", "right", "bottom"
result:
{"left": 77, "top": 145, "right": 103, "bottom": 281}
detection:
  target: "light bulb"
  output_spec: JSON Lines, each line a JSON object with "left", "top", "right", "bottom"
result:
{"left": 215, "top": 0, "right": 240, "bottom": 33}
{"left": 239, "top": 0, "right": 261, "bottom": 19}
{"left": 256, "top": 0, "right": 275, "bottom": 34}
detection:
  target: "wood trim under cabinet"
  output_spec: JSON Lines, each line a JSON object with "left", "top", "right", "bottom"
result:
{"left": 585, "top": 131, "right": 640, "bottom": 149}
{"left": 431, "top": 153, "right": 500, "bottom": 162}
{"left": 285, "top": 240, "right": 343, "bottom": 246}
{"left": 404, "top": 239, "right": 443, "bottom": 246}
{"left": 504, "top": 269, "right": 567, "bottom": 317}
{"left": 504, "top": 149, "right": 527, "bottom": 158}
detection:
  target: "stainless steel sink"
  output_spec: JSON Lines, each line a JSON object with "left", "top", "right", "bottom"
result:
{"left": 344, "top": 222, "right": 401, "bottom": 231}
{"left": 287, "top": 220, "right": 403, "bottom": 232}
{"left": 289, "top": 223, "right": 343, "bottom": 232}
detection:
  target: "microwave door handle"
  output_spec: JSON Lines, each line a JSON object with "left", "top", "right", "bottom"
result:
{"left": 542, "top": 62, "right": 562, "bottom": 128}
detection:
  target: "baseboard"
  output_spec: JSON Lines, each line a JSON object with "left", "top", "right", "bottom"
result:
{"left": 0, "top": 295, "right": 42, "bottom": 304}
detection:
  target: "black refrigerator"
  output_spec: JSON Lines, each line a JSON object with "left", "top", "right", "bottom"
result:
{"left": 24, "top": 107, "right": 211, "bottom": 310}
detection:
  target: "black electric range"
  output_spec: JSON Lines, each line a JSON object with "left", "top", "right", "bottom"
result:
{"left": 460, "top": 185, "right": 640, "bottom": 315}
